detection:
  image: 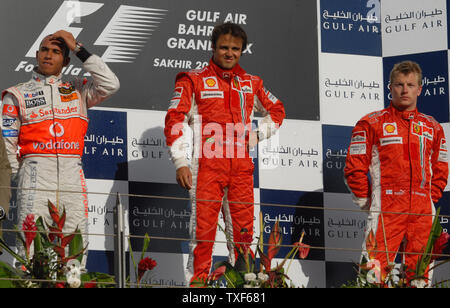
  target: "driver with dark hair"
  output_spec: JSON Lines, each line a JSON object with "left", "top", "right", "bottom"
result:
{"left": 1, "top": 30, "right": 120, "bottom": 263}
{"left": 165, "top": 22, "right": 285, "bottom": 285}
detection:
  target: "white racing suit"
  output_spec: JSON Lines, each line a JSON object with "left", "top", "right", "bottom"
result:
{"left": 1, "top": 53, "right": 120, "bottom": 262}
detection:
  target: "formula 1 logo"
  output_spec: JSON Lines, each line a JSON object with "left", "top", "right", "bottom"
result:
{"left": 16, "top": 1, "right": 168, "bottom": 74}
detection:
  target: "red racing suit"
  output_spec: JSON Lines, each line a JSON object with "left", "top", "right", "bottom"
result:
{"left": 164, "top": 59, "right": 285, "bottom": 284}
{"left": 344, "top": 103, "right": 448, "bottom": 281}
{"left": 1, "top": 53, "right": 119, "bottom": 261}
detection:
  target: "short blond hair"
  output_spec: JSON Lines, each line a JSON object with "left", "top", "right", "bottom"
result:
{"left": 390, "top": 61, "right": 422, "bottom": 86}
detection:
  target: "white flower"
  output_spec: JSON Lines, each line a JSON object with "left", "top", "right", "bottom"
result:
{"left": 411, "top": 279, "right": 428, "bottom": 288}
{"left": 244, "top": 272, "right": 257, "bottom": 282}
{"left": 64, "top": 259, "right": 86, "bottom": 288}
{"left": 67, "top": 276, "right": 81, "bottom": 288}
{"left": 257, "top": 272, "right": 269, "bottom": 282}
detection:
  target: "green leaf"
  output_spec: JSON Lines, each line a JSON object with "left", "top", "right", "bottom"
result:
{"left": 128, "top": 237, "right": 138, "bottom": 280}
{"left": 35, "top": 216, "right": 49, "bottom": 243}
{"left": 416, "top": 207, "right": 443, "bottom": 277}
{"left": 140, "top": 233, "right": 151, "bottom": 261}
{"left": 223, "top": 267, "right": 245, "bottom": 288}
{"left": 33, "top": 232, "right": 43, "bottom": 255}
{"left": 0, "top": 237, "right": 26, "bottom": 265}
{"left": 68, "top": 228, "right": 84, "bottom": 263}
{"left": 212, "top": 261, "right": 245, "bottom": 288}
{"left": 0, "top": 261, "right": 23, "bottom": 288}
{"left": 81, "top": 272, "right": 115, "bottom": 288}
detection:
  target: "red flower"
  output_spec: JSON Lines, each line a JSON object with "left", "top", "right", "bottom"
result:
{"left": 267, "top": 221, "right": 282, "bottom": 260}
{"left": 83, "top": 281, "right": 97, "bottom": 288}
{"left": 295, "top": 242, "right": 311, "bottom": 259}
{"left": 431, "top": 232, "right": 450, "bottom": 261}
{"left": 208, "top": 265, "right": 226, "bottom": 281}
{"left": 47, "top": 201, "right": 65, "bottom": 241}
{"left": 138, "top": 257, "right": 157, "bottom": 282}
{"left": 366, "top": 230, "right": 378, "bottom": 260}
{"left": 55, "top": 282, "right": 65, "bottom": 288}
{"left": 236, "top": 231, "right": 253, "bottom": 255}
{"left": 22, "top": 214, "right": 37, "bottom": 256}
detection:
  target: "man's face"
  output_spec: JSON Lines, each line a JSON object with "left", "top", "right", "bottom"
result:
{"left": 212, "top": 33, "right": 243, "bottom": 70}
{"left": 389, "top": 72, "right": 422, "bottom": 111}
{"left": 35, "top": 37, "right": 68, "bottom": 76}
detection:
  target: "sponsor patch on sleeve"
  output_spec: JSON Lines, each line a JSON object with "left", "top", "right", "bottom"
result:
{"left": 172, "top": 87, "right": 183, "bottom": 100}
{"left": 264, "top": 87, "right": 278, "bottom": 104}
{"left": 439, "top": 138, "right": 448, "bottom": 162}
{"left": 2, "top": 104, "right": 19, "bottom": 117}
{"left": 2, "top": 129, "right": 18, "bottom": 138}
{"left": 350, "top": 131, "right": 366, "bottom": 144}
{"left": 2, "top": 118, "right": 16, "bottom": 127}
{"left": 168, "top": 99, "right": 180, "bottom": 110}
{"left": 349, "top": 143, "right": 366, "bottom": 155}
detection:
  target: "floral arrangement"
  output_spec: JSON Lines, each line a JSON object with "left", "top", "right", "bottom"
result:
{"left": 192, "top": 213, "right": 311, "bottom": 288}
{"left": 0, "top": 200, "right": 94, "bottom": 288}
{"left": 128, "top": 233, "right": 157, "bottom": 287}
{"left": 347, "top": 207, "right": 450, "bottom": 288}
{"left": 0, "top": 200, "right": 157, "bottom": 288}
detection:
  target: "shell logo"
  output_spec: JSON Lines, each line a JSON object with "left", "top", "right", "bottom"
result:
{"left": 385, "top": 124, "right": 396, "bottom": 134}
{"left": 205, "top": 78, "right": 216, "bottom": 88}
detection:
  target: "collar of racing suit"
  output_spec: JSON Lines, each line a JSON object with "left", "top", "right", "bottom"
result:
{"left": 389, "top": 102, "right": 418, "bottom": 121}
{"left": 209, "top": 57, "right": 246, "bottom": 81}
{"left": 31, "top": 68, "right": 62, "bottom": 86}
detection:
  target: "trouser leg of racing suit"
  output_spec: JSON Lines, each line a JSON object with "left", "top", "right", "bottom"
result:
{"left": 370, "top": 187, "right": 433, "bottom": 283}
{"left": 188, "top": 157, "right": 254, "bottom": 285}
{"left": 16, "top": 158, "right": 89, "bottom": 267}
{"left": 404, "top": 191, "right": 434, "bottom": 282}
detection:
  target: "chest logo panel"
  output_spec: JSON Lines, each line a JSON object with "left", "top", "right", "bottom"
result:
{"left": 383, "top": 122, "right": 398, "bottom": 136}
{"left": 203, "top": 77, "right": 219, "bottom": 90}
{"left": 411, "top": 121, "right": 433, "bottom": 140}
{"left": 232, "top": 78, "right": 253, "bottom": 94}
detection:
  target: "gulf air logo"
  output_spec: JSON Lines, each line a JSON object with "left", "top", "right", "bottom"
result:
{"left": 49, "top": 122, "right": 65, "bottom": 138}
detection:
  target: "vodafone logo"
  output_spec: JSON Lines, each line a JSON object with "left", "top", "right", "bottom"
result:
{"left": 2, "top": 104, "right": 19, "bottom": 117}
{"left": 49, "top": 122, "right": 65, "bottom": 137}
